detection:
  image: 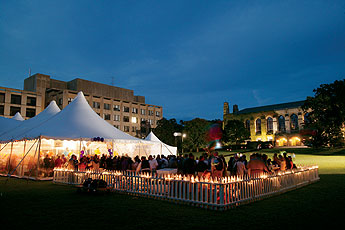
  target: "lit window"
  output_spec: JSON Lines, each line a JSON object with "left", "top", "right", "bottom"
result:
{"left": 131, "top": 117, "right": 137, "bottom": 123}
{"left": 132, "top": 108, "right": 138, "bottom": 114}
{"left": 113, "top": 105, "right": 120, "bottom": 111}
{"left": 114, "top": 115, "right": 120, "bottom": 121}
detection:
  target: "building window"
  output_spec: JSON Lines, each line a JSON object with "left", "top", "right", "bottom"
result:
{"left": 58, "top": 98, "right": 63, "bottom": 106}
{"left": 148, "top": 110, "right": 154, "bottom": 116}
{"left": 278, "top": 115, "right": 286, "bottom": 132}
{"left": 267, "top": 117, "right": 273, "bottom": 134}
{"left": 141, "top": 109, "right": 146, "bottom": 115}
{"left": 255, "top": 119, "right": 261, "bottom": 135}
{"left": 132, "top": 108, "right": 138, "bottom": 114}
{"left": 113, "top": 105, "right": 120, "bottom": 111}
{"left": 131, "top": 117, "right": 137, "bottom": 123}
{"left": 114, "top": 125, "right": 120, "bottom": 129}
{"left": 0, "top": 105, "right": 4, "bottom": 115}
{"left": 104, "top": 103, "right": 110, "bottom": 110}
{"left": 148, "top": 119, "right": 153, "bottom": 125}
{"left": 104, "top": 114, "right": 111, "bottom": 120}
{"left": 93, "top": 101, "right": 100, "bottom": 109}
{"left": 10, "top": 106, "right": 21, "bottom": 116}
{"left": 114, "top": 115, "right": 120, "bottom": 121}
{"left": 26, "top": 108, "right": 36, "bottom": 118}
{"left": 132, "top": 126, "right": 137, "bottom": 132}
{"left": 156, "top": 111, "right": 160, "bottom": 117}
{"left": 0, "top": 93, "right": 5, "bottom": 103}
{"left": 245, "top": 120, "right": 250, "bottom": 132}
{"left": 290, "top": 114, "right": 299, "bottom": 130}
{"left": 26, "top": 96, "right": 36, "bottom": 106}
{"left": 304, "top": 113, "right": 310, "bottom": 125}
{"left": 11, "top": 94, "right": 21, "bottom": 105}
{"left": 123, "top": 116, "right": 129, "bottom": 122}
{"left": 123, "top": 106, "right": 130, "bottom": 113}
{"left": 124, "top": 126, "right": 130, "bottom": 132}
{"left": 68, "top": 98, "right": 73, "bottom": 104}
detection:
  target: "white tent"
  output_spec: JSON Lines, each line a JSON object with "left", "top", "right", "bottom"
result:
{"left": 19, "top": 91, "right": 140, "bottom": 141}
{"left": 0, "top": 116, "right": 23, "bottom": 137}
{"left": 12, "top": 112, "right": 24, "bottom": 121}
{"left": 0, "top": 101, "right": 61, "bottom": 142}
{"left": 145, "top": 131, "right": 177, "bottom": 156}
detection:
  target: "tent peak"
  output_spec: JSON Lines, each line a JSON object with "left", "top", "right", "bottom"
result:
{"left": 12, "top": 112, "right": 24, "bottom": 121}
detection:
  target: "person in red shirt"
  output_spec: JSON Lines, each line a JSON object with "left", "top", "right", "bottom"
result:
{"left": 54, "top": 155, "right": 63, "bottom": 168}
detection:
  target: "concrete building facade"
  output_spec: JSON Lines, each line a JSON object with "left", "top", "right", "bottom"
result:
{"left": 0, "top": 86, "right": 42, "bottom": 119}
{"left": 1, "top": 73, "right": 162, "bottom": 138}
{"left": 223, "top": 101, "right": 310, "bottom": 146}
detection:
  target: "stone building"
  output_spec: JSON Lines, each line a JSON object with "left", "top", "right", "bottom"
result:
{"left": 223, "top": 101, "right": 310, "bottom": 146}
{"left": 1, "top": 73, "right": 162, "bottom": 138}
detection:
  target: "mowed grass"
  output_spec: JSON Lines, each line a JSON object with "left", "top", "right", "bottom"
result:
{"left": 1, "top": 148, "right": 345, "bottom": 229}
{"left": 192, "top": 147, "right": 345, "bottom": 174}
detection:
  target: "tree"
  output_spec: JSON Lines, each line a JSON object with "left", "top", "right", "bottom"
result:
{"left": 153, "top": 118, "right": 182, "bottom": 147}
{"left": 222, "top": 120, "right": 250, "bottom": 145}
{"left": 302, "top": 79, "right": 345, "bottom": 147}
{"left": 182, "top": 118, "right": 210, "bottom": 152}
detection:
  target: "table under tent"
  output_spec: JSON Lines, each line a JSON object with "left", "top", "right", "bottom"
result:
{"left": 0, "top": 92, "right": 170, "bottom": 179}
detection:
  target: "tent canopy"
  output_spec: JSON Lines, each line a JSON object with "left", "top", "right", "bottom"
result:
{"left": 0, "top": 116, "right": 22, "bottom": 137}
{"left": 15, "top": 91, "right": 140, "bottom": 141}
{"left": 145, "top": 131, "right": 177, "bottom": 156}
{"left": 0, "top": 101, "right": 61, "bottom": 141}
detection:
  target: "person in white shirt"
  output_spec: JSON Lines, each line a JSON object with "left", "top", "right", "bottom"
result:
{"left": 149, "top": 155, "right": 158, "bottom": 172}
{"left": 235, "top": 156, "right": 247, "bottom": 176}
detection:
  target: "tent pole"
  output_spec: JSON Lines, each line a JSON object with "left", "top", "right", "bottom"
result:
{"left": 21, "top": 140, "right": 27, "bottom": 177}
{"left": 7, "top": 141, "right": 14, "bottom": 174}
{"left": 0, "top": 142, "right": 9, "bottom": 154}
{"left": 27, "top": 138, "right": 40, "bottom": 180}
{"left": 37, "top": 137, "right": 41, "bottom": 179}
{"left": 79, "top": 138, "right": 82, "bottom": 155}
{"left": 37, "top": 136, "right": 41, "bottom": 178}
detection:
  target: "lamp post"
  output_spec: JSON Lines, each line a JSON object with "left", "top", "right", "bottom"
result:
{"left": 182, "top": 133, "right": 186, "bottom": 153}
{"left": 173, "top": 132, "right": 187, "bottom": 153}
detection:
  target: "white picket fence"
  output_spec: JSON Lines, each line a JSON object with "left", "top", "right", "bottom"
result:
{"left": 53, "top": 166, "right": 319, "bottom": 210}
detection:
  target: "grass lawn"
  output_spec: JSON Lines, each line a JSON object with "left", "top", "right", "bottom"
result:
{"left": 1, "top": 148, "right": 345, "bottom": 229}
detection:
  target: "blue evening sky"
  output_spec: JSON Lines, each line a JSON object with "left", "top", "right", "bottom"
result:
{"left": 1, "top": 0, "right": 344, "bottom": 121}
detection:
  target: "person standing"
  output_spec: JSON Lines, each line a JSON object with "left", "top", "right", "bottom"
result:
{"left": 211, "top": 152, "right": 224, "bottom": 178}
{"left": 247, "top": 153, "right": 269, "bottom": 177}
{"left": 149, "top": 155, "right": 158, "bottom": 173}
{"left": 196, "top": 155, "right": 208, "bottom": 177}
{"left": 183, "top": 153, "right": 196, "bottom": 176}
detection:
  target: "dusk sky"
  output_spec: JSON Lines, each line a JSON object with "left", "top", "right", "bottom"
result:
{"left": 1, "top": 0, "right": 344, "bottom": 121}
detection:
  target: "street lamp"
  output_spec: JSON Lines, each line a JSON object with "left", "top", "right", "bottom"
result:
{"left": 182, "top": 133, "right": 186, "bottom": 153}
{"left": 173, "top": 132, "right": 181, "bottom": 149}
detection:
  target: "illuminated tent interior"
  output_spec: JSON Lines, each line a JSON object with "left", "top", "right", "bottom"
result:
{"left": 145, "top": 131, "right": 177, "bottom": 156}
{"left": 0, "top": 91, "right": 165, "bottom": 179}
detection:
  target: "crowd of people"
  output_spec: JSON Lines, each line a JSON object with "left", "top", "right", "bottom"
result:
{"left": 48, "top": 150, "right": 296, "bottom": 178}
